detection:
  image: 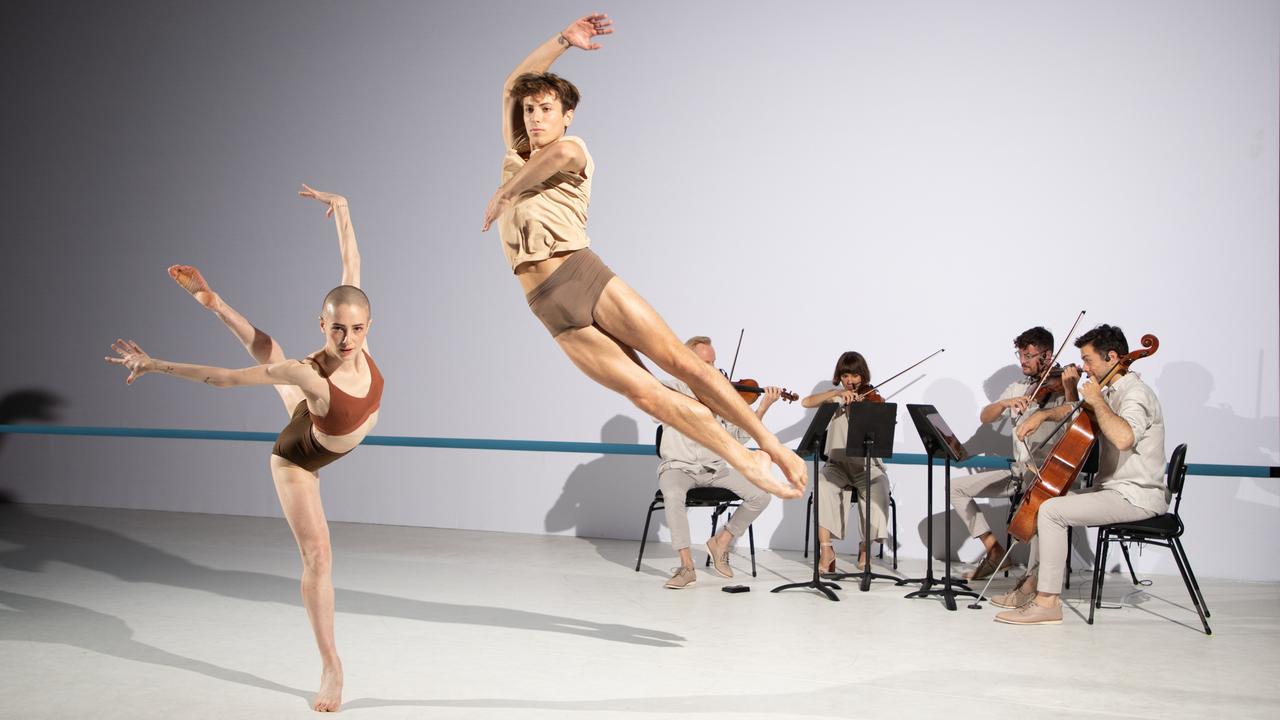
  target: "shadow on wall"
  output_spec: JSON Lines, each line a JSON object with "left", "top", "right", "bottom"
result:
{"left": 0, "top": 389, "right": 65, "bottom": 501}
{"left": 544, "top": 415, "right": 661, "bottom": 546}
{"left": 962, "top": 364, "right": 1023, "bottom": 458}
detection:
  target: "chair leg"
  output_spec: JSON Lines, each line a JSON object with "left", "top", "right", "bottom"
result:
{"left": 1169, "top": 537, "right": 1212, "bottom": 634}
{"left": 1119, "top": 541, "right": 1140, "bottom": 585}
{"left": 803, "top": 492, "right": 813, "bottom": 558}
{"left": 748, "top": 524, "right": 757, "bottom": 577}
{"left": 636, "top": 500, "right": 661, "bottom": 572}
{"left": 1095, "top": 532, "right": 1113, "bottom": 608}
{"left": 890, "top": 495, "right": 898, "bottom": 570}
{"left": 1088, "top": 529, "right": 1107, "bottom": 625}
{"left": 1173, "top": 537, "right": 1210, "bottom": 617}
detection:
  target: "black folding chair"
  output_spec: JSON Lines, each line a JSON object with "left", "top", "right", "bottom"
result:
{"left": 634, "top": 426, "right": 758, "bottom": 576}
{"left": 1087, "top": 443, "right": 1210, "bottom": 634}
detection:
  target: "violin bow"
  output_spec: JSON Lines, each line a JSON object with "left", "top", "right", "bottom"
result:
{"left": 856, "top": 347, "right": 945, "bottom": 400}
{"left": 727, "top": 328, "right": 745, "bottom": 382}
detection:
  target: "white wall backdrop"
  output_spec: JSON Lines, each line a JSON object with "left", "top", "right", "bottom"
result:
{"left": 2, "top": 1, "right": 1277, "bottom": 580}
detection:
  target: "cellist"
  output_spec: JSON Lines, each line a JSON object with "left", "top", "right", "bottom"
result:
{"left": 992, "top": 325, "right": 1170, "bottom": 625}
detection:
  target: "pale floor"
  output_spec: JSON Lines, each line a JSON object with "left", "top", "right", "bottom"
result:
{"left": 0, "top": 503, "right": 1276, "bottom": 720}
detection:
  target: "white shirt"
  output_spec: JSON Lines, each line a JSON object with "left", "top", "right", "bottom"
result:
{"left": 1095, "top": 371, "right": 1170, "bottom": 514}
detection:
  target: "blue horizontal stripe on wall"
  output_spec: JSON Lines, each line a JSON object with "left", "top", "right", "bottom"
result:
{"left": 1, "top": 424, "right": 1275, "bottom": 478}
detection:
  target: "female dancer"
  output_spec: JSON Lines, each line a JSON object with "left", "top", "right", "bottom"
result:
{"left": 106, "top": 185, "right": 379, "bottom": 712}
{"left": 481, "top": 13, "right": 805, "bottom": 499}
{"left": 800, "top": 351, "right": 892, "bottom": 572}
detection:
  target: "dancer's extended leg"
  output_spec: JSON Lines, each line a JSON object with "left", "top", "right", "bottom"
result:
{"left": 169, "top": 265, "right": 304, "bottom": 413}
{"left": 555, "top": 323, "right": 795, "bottom": 498}
{"left": 271, "top": 456, "right": 343, "bottom": 712}
{"left": 591, "top": 276, "right": 807, "bottom": 491}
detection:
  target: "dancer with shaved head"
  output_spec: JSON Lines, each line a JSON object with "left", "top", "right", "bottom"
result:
{"left": 106, "top": 185, "right": 380, "bottom": 712}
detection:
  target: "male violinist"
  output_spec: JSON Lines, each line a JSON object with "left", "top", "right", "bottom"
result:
{"left": 657, "top": 336, "right": 782, "bottom": 589}
{"left": 992, "top": 324, "right": 1169, "bottom": 625}
{"left": 950, "top": 327, "right": 1075, "bottom": 580}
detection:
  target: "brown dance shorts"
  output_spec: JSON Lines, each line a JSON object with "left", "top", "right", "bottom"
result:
{"left": 525, "top": 248, "right": 617, "bottom": 337}
{"left": 272, "top": 401, "right": 350, "bottom": 473}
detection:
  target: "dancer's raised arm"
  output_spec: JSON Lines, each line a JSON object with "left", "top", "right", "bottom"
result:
{"left": 501, "top": 13, "right": 612, "bottom": 149}
{"left": 299, "top": 184, "right": 360, "bottom": 289}
{"left": 106, "top": 339, "right": 326, "bottom": 396}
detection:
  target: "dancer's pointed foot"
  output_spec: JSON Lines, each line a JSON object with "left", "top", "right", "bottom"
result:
{"left": 743, "top": 450, "right": 799, "bottom": 499}
{"left": 312, "top": 662, "right": 343, "bottom": 712}
{"left": 167, "top": 265, "right": 219, "bottom": 310}
{"left": 766, "top": 444, "right": 809, "bottom": 496}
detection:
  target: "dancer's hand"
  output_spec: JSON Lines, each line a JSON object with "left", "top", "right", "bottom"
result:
{"left": 561, "top": 13, "right": 613, "bottom": 51}
{"left": 298, "top": 183, "right": 348, "bottom": 218}
{"left": 105, "top": 339, "right": 154, "bottom": 385}
{"left": 481, "top": 188, "right": 513, "bottom": 232}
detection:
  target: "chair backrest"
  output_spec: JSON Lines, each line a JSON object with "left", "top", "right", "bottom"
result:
{"left": 1167, "top": 442, "right": 1189, "bottom": 513}
{"left": 655, "top": 425, "right": 664, "bottom": 458}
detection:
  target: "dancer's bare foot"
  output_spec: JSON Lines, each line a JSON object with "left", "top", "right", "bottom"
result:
{"left": 167, "top": 265, "right": 219, "bottom": 310}
{"left": 766, "top": 443, "right": 809, "bottom": 495}
{"left": 743, "top": 450, "right": 801, "bottom": 499}
{"left": 312, "top": 663, "right": 343, "bottom": 713}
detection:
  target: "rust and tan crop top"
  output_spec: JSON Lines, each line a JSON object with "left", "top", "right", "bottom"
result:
{"left": 497, "top": 135, "right": 594, "bottom": 272}
{"left": 311, "top": 351, "right": 384, "bottom": 436}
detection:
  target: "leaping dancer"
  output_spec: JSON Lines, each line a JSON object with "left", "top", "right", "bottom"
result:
{"left": 481, "top": 13, "right": 806, "bottom": 499}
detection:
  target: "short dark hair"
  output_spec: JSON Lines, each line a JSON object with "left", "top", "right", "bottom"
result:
{"left": 832, "top": 351, "right": 870, "bottom": 386}
{"left": 1014, "top": 326, "right": 1054, "bottom": 352}
{"left": 508, "top": 72, "right": 581, "bottom": 150}
{"left": 1075, "top": 324, "right": 1128, "bottom": 360}
{"left": 321, "top": 285, "right": 370, "bottom": 318}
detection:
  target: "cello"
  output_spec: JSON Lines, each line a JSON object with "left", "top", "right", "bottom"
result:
{"left": 1006, "top": 334, "right": 1160, "bottom": 544}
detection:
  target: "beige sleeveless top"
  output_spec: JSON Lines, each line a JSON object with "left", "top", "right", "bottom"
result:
{"left": 498, "top": 135, "right": 593, "bottom": 272}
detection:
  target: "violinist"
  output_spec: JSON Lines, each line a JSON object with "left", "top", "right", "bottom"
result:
{"left": 949, "top": 327, "right": 1076, "bottom": 581}
{"left": 993, "top": 324, "right": 1169, "bottom": 626}
{"left": 657, "top": 336, "right": 783, "bottom": 589}
{"left": 800, "top": 351, "right": 891, "bottom": 574}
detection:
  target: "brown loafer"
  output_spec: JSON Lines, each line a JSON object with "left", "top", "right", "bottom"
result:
{"left": 965, "top": 550, "right": 1013, "bottom": 581}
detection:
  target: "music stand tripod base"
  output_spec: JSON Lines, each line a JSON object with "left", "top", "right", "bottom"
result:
{"left": 772, "top": 402, "right": 843, "bottom": 601}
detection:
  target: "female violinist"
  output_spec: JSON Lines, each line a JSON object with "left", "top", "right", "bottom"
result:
{"left": 800, "top": 351, "right": 892, "bottom": 573}
{"left": 992, "top": 325, "right": 1169, "bottom": 626}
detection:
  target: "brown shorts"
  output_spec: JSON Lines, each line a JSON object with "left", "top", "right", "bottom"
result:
{"left": 525, "top": 248, "right": 616, "bottom": 337}
{"left": 272, "top": 401, "right": 350, "bottom": 473}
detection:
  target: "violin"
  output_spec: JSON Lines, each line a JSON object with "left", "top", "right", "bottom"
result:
{"left": 1007, "top": 334, "right": 1159, "bottom": 544}
{"left": 1024, "top": 364, "right": 1066, "bottom": 404}
{"left": 852, "top": 383, "right": 885, "bottom": 403}
{"left": 731, "top": 378, "right": 799, "bottom": 404}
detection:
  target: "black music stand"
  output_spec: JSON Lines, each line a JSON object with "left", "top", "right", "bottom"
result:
{"left": 899, "top": 404, "right": 980, "bottom": 611}
{"left": 825, "top": 402, "right": 902, "bottom": 592}
{"left": 772, "top": 402, "right": 842, "bottom": 601}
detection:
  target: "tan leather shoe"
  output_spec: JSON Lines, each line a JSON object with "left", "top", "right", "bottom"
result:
{"left": 664, "top": 566, "right": 697, "bottom": 589}
{"left": 989, "top": 577, "right": 1036, "bottom": 609}
{"left": 994, "top": 600, "right": 1063, "bottom": 625}
{"left": 706, "top": 541, "right": 733, "bottom": 579}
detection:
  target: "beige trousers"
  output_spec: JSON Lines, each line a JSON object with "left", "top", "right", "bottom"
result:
{"left": 1027, "top": 488, "right": 1154, "bottom": 594}
{"left": 949, "top": 468, "right": 1020, "bottom": 539}
{"left": 818, "top": 460, "right": 889, "bottom": 543}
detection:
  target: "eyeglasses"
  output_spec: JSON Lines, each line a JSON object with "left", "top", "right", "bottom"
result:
{"left": 1016, "top": 350, "right": 1048, "bottom": 361}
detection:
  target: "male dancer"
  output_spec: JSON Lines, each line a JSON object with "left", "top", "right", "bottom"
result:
{"left": 106, "top": 185, "right": 377, "bottom": 711}
{"left": 480, "top": 13, "right": 806, "bottom": 499}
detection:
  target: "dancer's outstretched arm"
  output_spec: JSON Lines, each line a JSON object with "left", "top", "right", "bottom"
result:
{"left": 482, "top": 141, "right": 587, "bottom": 231}
{"left": 106, "top": 339, "right": 326, "bottom": 395}
{"left": 298, "top": 184, "right": 360, "bottom": 289}
{"left": 501, "top": 13, "right": 612, "bottom": 148}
